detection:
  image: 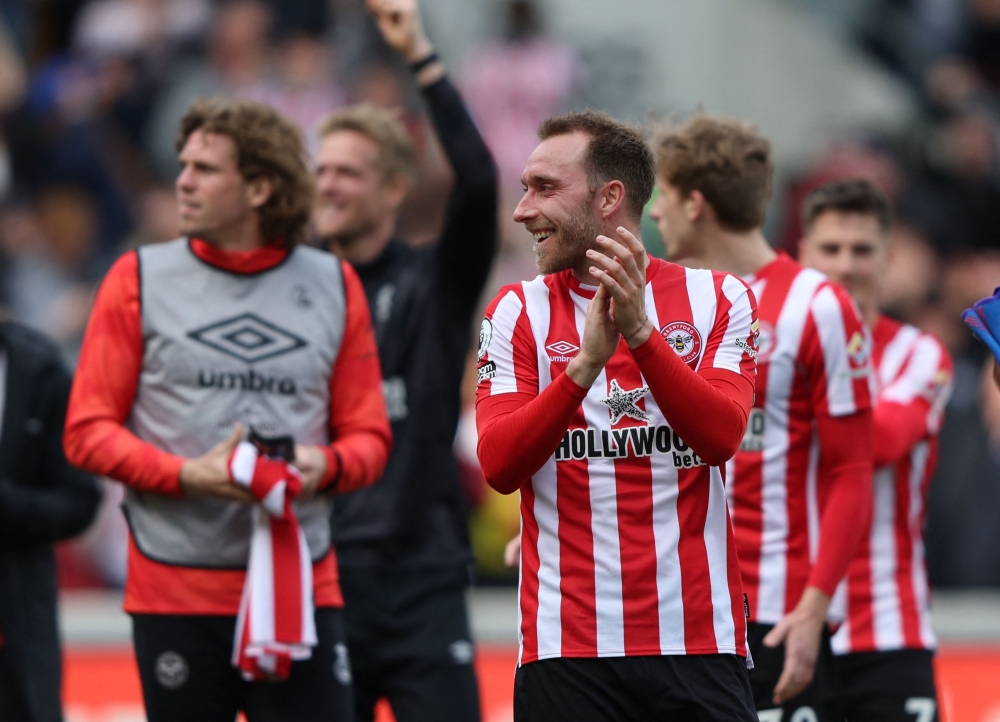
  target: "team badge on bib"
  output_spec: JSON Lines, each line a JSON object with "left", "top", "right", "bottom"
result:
{"left": 660, "top": 321, "right": 702, "bottom": 364}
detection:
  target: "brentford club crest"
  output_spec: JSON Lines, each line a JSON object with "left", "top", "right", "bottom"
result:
{"left": 660, "top": 321, "right": 702, "bottom": 364}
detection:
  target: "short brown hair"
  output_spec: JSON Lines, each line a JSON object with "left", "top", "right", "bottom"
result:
{"left": 177, "top": 97, "right": 314, "bottom": 246}
{"left": 654, "top": 114, "right": 773, "bottom": 232}
{"left": 317, "top": 103, "right": 416, "bottom": 187}
{"left": 537, "top": 110, "right": 655, "bottom": 223}
{"left": 802, "top": 179, "right": 892, "bottom": 234}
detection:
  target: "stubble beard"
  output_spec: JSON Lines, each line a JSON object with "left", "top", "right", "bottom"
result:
{"left": 534, "top": 200, "right": 604, "bottom": 276}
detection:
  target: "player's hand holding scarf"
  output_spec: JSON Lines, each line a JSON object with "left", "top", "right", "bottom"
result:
{"left": 962, "top": 287, "right": 1000, "bottom": 363}
{"left": 228, "top": 441, "right": 317, "bottom": 680}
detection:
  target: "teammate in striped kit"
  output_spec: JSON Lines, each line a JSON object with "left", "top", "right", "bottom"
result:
{"left": 476, "top": 111, "right": 758, "bottom": 720}
{"left": 800, "top": 180, "right": 951, "bottom": 722}
{"left": 650, "top": 116, "right": 875, "bottom": 721}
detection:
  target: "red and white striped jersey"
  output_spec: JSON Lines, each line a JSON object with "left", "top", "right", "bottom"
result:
{"left": 831, "top": 316, "right": 952, "bottom": 654}
{"left": 478, "top": 258, "right": 757, "bottom": 664}
{"left": 726, "top": 253, "right": 874, "bottom": 624}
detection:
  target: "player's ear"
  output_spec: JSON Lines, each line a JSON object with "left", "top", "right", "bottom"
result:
{"left": 246, "top": 176, "right": 273, "bottom": 209}
{"left": 599, "top": 180, "right": 626, "bottom": 219}
{"left": 686, "top": 189, "right": 706, "bottom": 222}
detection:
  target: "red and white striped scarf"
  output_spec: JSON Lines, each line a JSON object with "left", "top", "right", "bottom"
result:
{"left": 228, "top": 441, "right": 317, "bottom": 680}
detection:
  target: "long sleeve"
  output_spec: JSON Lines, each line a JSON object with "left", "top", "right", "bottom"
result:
{"left": 873, "top": 331, "right": 953, "bottom": 468}
{"left": 63, "top": 251, "right": 186, "bottom": 495}
{"left": 321, "top": 261, "right": 393, "bottom": 493}
{"left": 0, "top": 363, "right": 100, "bottom": 545}
{"left": 422, "top": 77, "right": 498, "bottom": 309}
{"left": 630, "top": 331, "right": 753, "bottom": 466}
{"left": 806, "top": 409, "right": 874, "bottom": 596}
{"left": 477, "top": 372, "right": 589, "bottom": 494}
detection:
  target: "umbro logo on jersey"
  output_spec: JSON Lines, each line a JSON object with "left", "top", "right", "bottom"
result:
{"left": 188, "top": 313, "right": 308, "bottom": 363}
{"left": 555, "top": 425, "right": 706, "bottom": 468}
{"left": 546, "top": 340, "right": 579, "bottom": 362}
{"left": 661, "top": 321, "right": 702, "bottom": 364}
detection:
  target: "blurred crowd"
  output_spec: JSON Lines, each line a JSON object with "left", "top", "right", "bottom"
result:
{"left": 2, "top": 0, "right": 1000, "bottom": 589}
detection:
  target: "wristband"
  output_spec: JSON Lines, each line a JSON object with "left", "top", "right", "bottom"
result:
{"left": 624, "top": 317, "right": 649, "bottom": 341}
{"left": 409, "top": 52, "right": 439, "bottom": 73}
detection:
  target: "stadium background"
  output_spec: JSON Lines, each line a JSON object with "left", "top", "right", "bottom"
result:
{"left": 2, "top": 0, "right": 1000, "bottom": 719}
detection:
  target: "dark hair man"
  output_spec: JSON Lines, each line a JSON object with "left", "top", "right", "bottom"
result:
{"left": 0, "top": 323, "right": 100, "bottom": 722}
{"left": 800, "top": 179, "right": 951, "bottom": 722}
{"left": 312, "top": 0, "right": 497, "bottom": 720}
{"left": 476, "top": 109, "right": 759, "bottom": 721}
{"left": 650, "top": 115, "right": 875, "bottom": 721}
{"left": 64, "top": 98, "right": 392, "bottom": 722}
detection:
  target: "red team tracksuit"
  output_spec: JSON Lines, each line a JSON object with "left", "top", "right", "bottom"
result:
{"left": 477, "top": 257, "right": 760, "bottom": 718}
{"left": 830, "top": 315, "right": 952, "bottom": 720}
{"left": 726, "top": 252, "right": 875, "bottom": 717}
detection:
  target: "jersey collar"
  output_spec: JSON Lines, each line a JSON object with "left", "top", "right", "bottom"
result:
{"left": 188, "top": 237, "right": 289, "bottom": 274}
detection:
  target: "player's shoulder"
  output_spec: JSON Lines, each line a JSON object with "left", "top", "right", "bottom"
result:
{"left": 648, "top": 257, "right": 752, "bottom": 300}
{"left": 484, "top": 280, "right": 530, "bottom": 318}
{"left": 892, "top": 318, "right": 953, "bottom": 371}
{"left": 809, "top": 273, "right": 863, "bottom": 324}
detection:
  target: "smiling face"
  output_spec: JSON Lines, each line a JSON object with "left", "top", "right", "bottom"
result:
{"left": 648, "top": 178, "right": 699, "bottom": 261}
{"left": 313, "top": 129, "right": 404, "bottom": 246}
{"left": 176, "top": 129, "right": 262, "bottom": 243}
{"left": 800, "top": 209, "right": 887, "bottom": 315}
{"left": 513, "top": 131, "right": 604, "bottom": 276}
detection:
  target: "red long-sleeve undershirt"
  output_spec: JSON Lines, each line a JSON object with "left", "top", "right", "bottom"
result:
{"left": 805, "top": 409, "right": 874, "bottom": 597}
{"left": 477, "top": 329, "right": 753, "bottom": 494}
{"left": 872, "top": 400, "right": 929, "bottom": 468}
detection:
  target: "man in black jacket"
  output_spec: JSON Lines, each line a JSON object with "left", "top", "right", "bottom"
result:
{"left": 314, "top": 1, "right": 497, "bottom": 720}
{"left": 0, "top": 321, "right": 100, "bottom": 722}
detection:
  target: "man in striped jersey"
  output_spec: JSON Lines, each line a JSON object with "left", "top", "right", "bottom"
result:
{"left": 800, "top": 180, "right": 951, "bottom": 722}
{"left": 476, "top": 110, "right": 759, "bottom": 720}
{"left": 650, "top": 116, "right": 875, "bottom": 721}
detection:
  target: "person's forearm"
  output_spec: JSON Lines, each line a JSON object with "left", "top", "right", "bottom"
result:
{"left": 322, "top": 428, "right": 392, "bottom": 493}
{"left": 477, "top": 373, "right": 589, "bottom": 494}
{"left": 630, "top": 331, "right": 752, "bottom": 466}
{"left": 64, "top": 419, "right": 185, "bottom": 495}
{"left": 420, "top": 76, "right": 494, "bottom": 188}
{"left": 806, "top": 410, "right": 874, "bottom": 595}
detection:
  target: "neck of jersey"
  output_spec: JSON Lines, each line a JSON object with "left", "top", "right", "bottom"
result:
{"left": 189, "top": 237, "right": 288, "bottom": 274}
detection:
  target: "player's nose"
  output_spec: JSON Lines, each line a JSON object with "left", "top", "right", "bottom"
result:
{"left": 512, "top": 194, "right": 537, "bottom": 223}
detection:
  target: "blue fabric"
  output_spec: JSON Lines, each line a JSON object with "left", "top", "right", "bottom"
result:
{"left": 963, "top": 286, "right": 1000, "bottom": 362}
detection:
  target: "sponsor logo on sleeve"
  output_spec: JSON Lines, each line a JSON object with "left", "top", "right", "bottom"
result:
{"left": 660, "top": 321, "right": 703, "bottom": 364}
{"left": 845, "top": 331, "right": 873, "bottom": 378}
{"left": 477, "top": 318, "right": 497, "bottom": 384}
{"left": 478, "top": 318, "right": 493, "bottom": 361}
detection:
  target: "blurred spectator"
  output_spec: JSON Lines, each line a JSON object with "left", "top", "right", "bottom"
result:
{"left": 251, "top": 28, "right": 346, "bottom": 155}
{"left": 902, "top": 109, "right": 1000, "bottom": 254}
{"left": 144, "top": 0, "right": 274, "bottom": 177}
{"left": 0, "top": 320, "right": 100, "bottom": 722}
{"left": 72, "top": 0, "right": 210, "bottom": 60}
{"left": 122, "top": 184, "right": 179, "bottom": 248}
{"left": 778, "top": 142, "right": 903, "bottom": 254}
{"left": 1, "top": 186, "right": 103, "bottom": 362}
{"left": 461, "top": 0, "right": 580, "bottom": 191}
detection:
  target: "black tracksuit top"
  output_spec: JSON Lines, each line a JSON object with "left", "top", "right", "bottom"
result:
{"left": 332, "top": 76, "right": 498, "bottom": 570}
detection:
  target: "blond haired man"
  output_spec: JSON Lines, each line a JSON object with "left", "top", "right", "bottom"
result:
{"left": 313, "top": 1, "right": 497, "bottom": 720}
